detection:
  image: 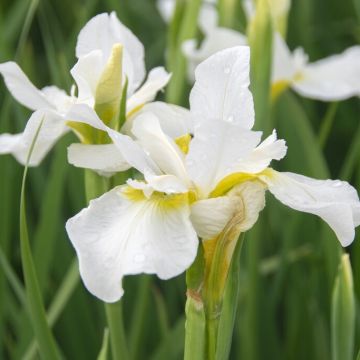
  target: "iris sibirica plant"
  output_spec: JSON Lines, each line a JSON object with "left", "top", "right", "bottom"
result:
{"left": 0, "top": 2, "right": 360, "bottom": 359}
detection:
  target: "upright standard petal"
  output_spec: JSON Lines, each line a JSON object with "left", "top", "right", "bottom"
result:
{"left": 70, "top": 50, "right": 105, "bottom": 106}
{"left": 66, "top": 186, "right": 198, "bottom": 302}
{"left": 186, "top": 119, "right": 262, "bottom": 196}
{"left": 233, "top": 130, "right": 287, "bottom": 174}
{"left": 123, "top": 101, "right": 193, "bottom": 139}
{"left": 189, "top": 46, "right": 254, "bottom": 129}
{"left": 75, "top": 12, "right": 145, "bottom": 94}
{"left": 131, "top": 112, "right": 189, "bottom": 182}
{"left": 0, "top": 62, "right": 54, "bottom": 111}
{"left": 261, "top": 170, "right": 360, "bottom": 246}
{"left": 126, "top": 67, "right": 171, "bottom": 114}
{"left": 0, "top": 109, "right": 68, "bottom": 166}
{"left": 293, "top": 46, "right": 360, "bottom": 101}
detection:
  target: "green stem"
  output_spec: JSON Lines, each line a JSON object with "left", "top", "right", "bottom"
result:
{"left": 204, "top": 218, "right": 244, "bottom": 359}
{"left": 184, "top": 246, "right": 206, "bottom": 360}
{"left": 184, "top": 296, "right": 206, "bottom": 360}
{"left": 218, "top": 0, "right": 237, "bottom": 28}
{"left": 105, "top": 302, "right": 129, "bottom": 360}
{"left": 129, "top": 276, "right": 152, "bottom": 358}
{"left": 318, "top": 102, "right": 338, "bottom": 149}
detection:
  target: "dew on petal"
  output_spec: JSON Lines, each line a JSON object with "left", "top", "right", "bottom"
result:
{"left": 332, "top": 180, "right": 343, "bottom": 187}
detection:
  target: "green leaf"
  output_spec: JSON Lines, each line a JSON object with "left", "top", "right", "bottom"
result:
{"left": 165, "top": 0, "right": 202, "bottom": 104}
{"left": 97, "top": 328, "right": 110, "bottom": 360}
{"left": 23, "top": 258, "right": 80, "bottom": 360}
{"left": 248, "top": 0, "right": 273, "bottom": 134}
{"left": 129, "top": 275, "right": 152, "bottom": 359}
{"left": 151, "top": 317, "right": 186, "bottom": 360}
{"left": 215, "top": 235, "right": 244, "bottom": 359}
{"left": 218, "top": 0, "right": 237, "bottom": 28}
{"left": 105, "top": 302, "right": 129, "bottom": 360}
{"left": 19, "top": 119, "right": 61, "bottom": 360}
{"left": 33, "top": 138, "right": 69, "bottom": 293}
{"left": 331, "top": 254, "right": 355, "bottom": 360}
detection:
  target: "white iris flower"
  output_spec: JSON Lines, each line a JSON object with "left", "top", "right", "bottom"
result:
{"left": 0, "top": 12, "right": 170, "bottom": 166}
{"left": 65, "top": 46, "right": 360, "bottom": 303}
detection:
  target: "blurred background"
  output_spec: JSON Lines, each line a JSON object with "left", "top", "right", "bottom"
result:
{"left": 0, "top": 0, "right": 359, "bottom": 359}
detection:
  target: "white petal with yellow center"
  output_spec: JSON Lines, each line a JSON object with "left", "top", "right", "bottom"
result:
{"left": 186, "top": 119, "right": 261, "bottom": 196}
{"left": 66, "top": 186, "right": 198, "bottom": 302}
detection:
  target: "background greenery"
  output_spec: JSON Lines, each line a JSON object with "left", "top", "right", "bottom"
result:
{"left": 0, "top": 0, "right": 359, "bottom": 359}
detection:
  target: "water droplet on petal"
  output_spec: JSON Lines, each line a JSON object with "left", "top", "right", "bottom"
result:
{"left": 226, "top": 115, "right": 234, "bottom": 123}
{"left": 332, "top": 180, "right": 342, "bottom": 188}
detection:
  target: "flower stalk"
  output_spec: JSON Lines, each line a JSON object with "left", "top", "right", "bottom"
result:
{"left": 185, "top": 213, "right": 245, "bottom": 360}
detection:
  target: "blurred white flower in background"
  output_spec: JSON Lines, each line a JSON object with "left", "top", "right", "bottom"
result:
{"left": 158, "top": 0, "right": 360, "bottom": 101}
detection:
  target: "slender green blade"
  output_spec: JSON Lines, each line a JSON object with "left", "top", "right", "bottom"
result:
{"left": 23, "top": 258, "right": 80, "bottom": 360}
{"left": 248, "top": 0, "right": 273, "bottom": 133}
{"left": 215, "top": 235, "right": 244, "bottom": 360}
{"left": 332, "top": 254, "right": 355, "bottom": 360}
{"left": 165, "top": 0, "right": 202, "bottom": 104}
{"left": 97, "top": 328, "right": 110, "bottom": 360}
{"left": 19, "top": 120, "right": 61, "bottom": 360}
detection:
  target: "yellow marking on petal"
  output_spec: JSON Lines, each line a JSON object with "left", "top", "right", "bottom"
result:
{"left": 271, "top": 80, "right": 290, "bottom": 102}
{"left": 121, "top": 186, "right": 146, "bottom": 202}
{"left": 126, "top": 104, "right": 144, "bottom": 119}
{"left": 293, "top": 71, "right": 304, "bottom": 82}
{"left": 210, "top": 168, "right": 276, "bottom": 198}
{"left": 210, "top": 173, "right": 258, "bottom": 198}
{"left": 175, "top": 133, "right": 192, "bottom": 154}
{"left": 121, "top": 185, "right": 194, "bottom": 209}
